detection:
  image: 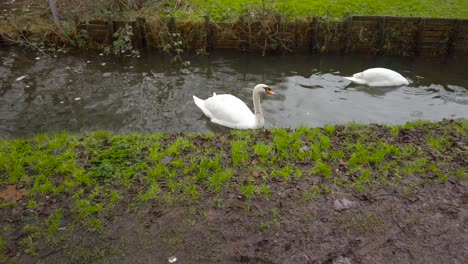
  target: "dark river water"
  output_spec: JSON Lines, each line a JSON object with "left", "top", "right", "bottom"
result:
{"left": 0, "top": 47, "right": 467, "bottom": 137}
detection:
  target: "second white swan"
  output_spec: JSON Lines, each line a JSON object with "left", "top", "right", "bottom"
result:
{"left": 344, "top": 68, "right": 409, "bottom": 87}
{"left": 193, "top": 84, "right": 275, "bottom": 129}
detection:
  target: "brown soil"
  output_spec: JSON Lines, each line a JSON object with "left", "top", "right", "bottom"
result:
{"left": 4, "top": 176, "right": 468, "bottom": 264}
{"left": 8, "top": 177, "right": 466, "bottom": 264}
{"left": 1, "top": 122, "right": 467, "bottom": 264}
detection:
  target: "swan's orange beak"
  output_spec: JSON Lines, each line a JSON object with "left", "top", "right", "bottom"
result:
{"left": 265, "top": 88, "right": 276, "bottom": 95}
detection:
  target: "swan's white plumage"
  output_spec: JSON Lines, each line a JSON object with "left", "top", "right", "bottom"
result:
{"left": 344, "top": 68, "right": 409, "bottom": 87}
{"left": 193, "top": 84, "right": 272, "bottom": 129}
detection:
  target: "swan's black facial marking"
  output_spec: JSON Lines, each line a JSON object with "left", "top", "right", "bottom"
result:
{"left": 264, "top": 87, "right": 275, "bottom": 95}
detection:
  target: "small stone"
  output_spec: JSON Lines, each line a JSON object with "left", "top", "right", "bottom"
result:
{"left": 74, "top": 97, "right": 81, "bottom": 101}
{"left": 161, "top": 156, "right": 172, "bottom": 165}
{"left": 103, "top": 72, "right": 112, "bottom": 77}
{"left": 35, "top": 57, "right": 40, "bottom": 60}
{"left": 334, "top": 198, "right": 355, "bottom": 211}
{"left": 168, "top": 256, "right": 177, "bottom": 263}
{"left": 101, "top": 62, "right": 106, "bottom": 66}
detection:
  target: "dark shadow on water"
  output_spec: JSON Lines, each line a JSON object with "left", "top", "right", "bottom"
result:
{"left": 342, "top": 83, "right": 402, "bottom": 97}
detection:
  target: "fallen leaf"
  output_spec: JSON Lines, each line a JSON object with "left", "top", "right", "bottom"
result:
{"left": 141, "top": 146, "right": 149, "bottom": 157}
{"left": 339, "top": 159, "right": 349, "bottom": 169}
{"left": 205, "top": 209, "right": 221, "bottom": 221}
{"left": 0, "top": 185, "right": 27, "bottom": 202}
{"left": 261, "top": 129, "right": 271, "bottom": 136}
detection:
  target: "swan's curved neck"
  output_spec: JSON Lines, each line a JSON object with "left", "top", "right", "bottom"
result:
{"left": 252, "top": 87, "right": 264, "bottom": 128}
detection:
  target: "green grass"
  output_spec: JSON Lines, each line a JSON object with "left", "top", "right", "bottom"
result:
{"left": 231, "top": 140, "right": 249, "bottom": 165}
{"left": 273, "top": 165, "right": 302, "bottom": 181}
{"left": 304, "top": 185, "right": 332, "bottom": 200}
{"left": 0, "top": 120, "right": 466, "bottom": 261}
{"left": 175, "top": 0, "right": 467, "bottom": 21}
{"left": 207, "top": 169, "right": 234, "bottom": 193}
{"left": 253, "top": 143, "right": 273, "bottom": 163}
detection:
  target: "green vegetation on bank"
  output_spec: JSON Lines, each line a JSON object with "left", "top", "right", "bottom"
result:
{"left": 0, "top": 0, "right": 466, "bottom": 57}
{"left": 181, "top": 0, "right": 468, "bottom": 21}
{"left": 0, "top": 120, "right": 467, "bottom": 262}
{"left": 20, "top": 0, "right": 468, "bottom": 22}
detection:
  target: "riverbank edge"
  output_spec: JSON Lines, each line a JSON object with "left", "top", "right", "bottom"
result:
{"left": 0, "top": 119, "right": 467, "bottom": 262}
{"left": 1, "top": 13, "right": 467, "bottom": 58}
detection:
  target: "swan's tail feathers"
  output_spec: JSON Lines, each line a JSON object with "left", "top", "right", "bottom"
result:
{"left": 193, "top": 95, "right": 211, "bottom": 118}
{"left": 344, "top": 76, "right": 367, "bottom": 85}
{"left": 193, "top": 95, "right": 205, "bottom": 110}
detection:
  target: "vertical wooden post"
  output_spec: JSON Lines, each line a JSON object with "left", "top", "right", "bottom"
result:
{"left": 135, "top": 17, "right": 147, "bottom": 49}
{"left": 341, "top": 16, "right": 353, "bottom": 54}
{"left": 416, "top": 17, "right": 425, "bottom": 56}
{"left": 48, "top": 0, "right": 60, "bottom": 24}
{"left": 310, "top": 16, "right": 319, "bottom": 53}
{"left": 294, "top": 19, "right": 300, "bottom": 51}
{"left": 204, "top": 15, "right": 213, "bottom": 52}
{"left": 106, "top": 17, "right": 114, "bottom": 45}
{"left": 239, "top": 15, "right": 248, "bottom": 51}
{"left": 275, "top": 13, "right": 282, "bottom": 32}
{"left": 447, "top": 19, "right": 461, "bottom": 56}
{"left": 275, "top": 13, "right": 282, "bottom": 53}
{"left": 377, "top": 16, "right": 386, "bottom": 54}
{"left": 169, "top": 17, "right": 176, "bottom": 33}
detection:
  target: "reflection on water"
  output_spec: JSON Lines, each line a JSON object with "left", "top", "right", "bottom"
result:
{"left": 0, "top": 47, "right": 467, "bottom": 137}
{"left": 344, "top": 84, "right": 400, "bottom": 97}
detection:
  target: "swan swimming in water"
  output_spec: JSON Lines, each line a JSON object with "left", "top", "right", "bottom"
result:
{"left": 193, "top": 84, "right": 276, "bottom": 129}
{"left": 344, "top": 68, "right": 409, "bottom": 87}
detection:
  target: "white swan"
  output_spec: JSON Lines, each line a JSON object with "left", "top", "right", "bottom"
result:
{"left": 344, "top": 68, "right": 409, "bottom": 87}
{"left": 193, "top": 84, "right": 275, "bottom": 129}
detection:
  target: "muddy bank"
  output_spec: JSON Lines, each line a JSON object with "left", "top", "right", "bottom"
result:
{"left": 0, "top": 120, "right": 467, "bottom": 263}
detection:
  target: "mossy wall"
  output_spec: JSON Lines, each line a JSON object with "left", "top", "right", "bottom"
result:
{"left": 10, "top": 15, "right": 468, "bottom": 58}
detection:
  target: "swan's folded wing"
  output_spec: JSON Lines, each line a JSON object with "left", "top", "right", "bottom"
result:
{"left": 361, "top": 70, "right": 387, "bottom": 83}
{"left": 204, "top": 94, "right": 255, "bottom": 125}
{"left": 363, "top": 68, "right": 408, "bottom": 86}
